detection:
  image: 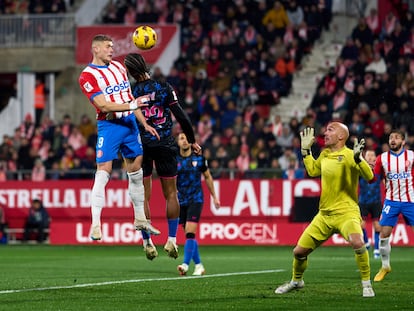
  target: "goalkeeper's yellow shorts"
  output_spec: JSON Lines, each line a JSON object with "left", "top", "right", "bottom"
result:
{"left": 297, "top": 211, "right": 363, "bottom": 250}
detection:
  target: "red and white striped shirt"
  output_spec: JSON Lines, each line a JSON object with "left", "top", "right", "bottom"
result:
{"left": 79, "top": 60, "right": 134, "bottom": 120}
{"left": 374, "top": 149, "right": 414, "bottom": 202}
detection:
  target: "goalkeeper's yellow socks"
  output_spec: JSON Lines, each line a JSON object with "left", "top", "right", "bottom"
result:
{"left": 354, "top": 246, "right": 370, "bottom": 281}
{"left": 292, "top": 256, "right": 307, "bottom": 281}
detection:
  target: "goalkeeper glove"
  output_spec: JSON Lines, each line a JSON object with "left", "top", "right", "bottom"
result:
{"left": 300, "top": 127, "right": 315, "bottom": 156}
{"left": 353, "top": 138, "right": 365, "bottom": 164}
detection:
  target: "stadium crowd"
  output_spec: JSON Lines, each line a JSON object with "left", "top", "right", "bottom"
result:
{"left": 0, "top": 0, "right": 70, "bottom": 14}
{"left": 1, "top": 0, "right": 414, "bottom": 181}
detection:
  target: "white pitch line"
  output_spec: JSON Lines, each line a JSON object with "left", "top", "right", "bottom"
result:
{"left": 0, "top": 269, "right": 285, "bottom": 295}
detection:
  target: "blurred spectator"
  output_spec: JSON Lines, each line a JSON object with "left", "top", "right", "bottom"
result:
{"left": 340, "top": 37, "right": 359, "bottom": 67}
{"left": 31, "top": 157, "right": 46, "bottom": 181}
{"left": 276, "top": 124, "right": 294, "bottom": 150}
{"left": 367, "top": 109, "right": 385, "bottom": 140}
{"left": 304, "top": 3, "right": 323, "bottom": 43}
{"left": 267, "top": 136, "right": 283, "bottom": 161}
{"left": 47, "top": 0, "right": 67, "bottom": 13}
{"left": 136, "top": 2, "right": 158, "bottom": 23}
{"left": 20, "top": 113, "right": 35, "bottom": 140}
{"left": 278, "top": 147, "right": 295, "bottom": 171}
{"left": 50, "top": 124, "right": 65, "bottom": 155}
{"left": 221, "top": 127, "right": 235, "bottom": 146}
{"left": 352, "top": 17, "right": 374, "bottom": 60}
{"left": 67, "top": 127, "right": 86, "bottom": 152}
{"left": 78, "top": 114, "right": 95, "bottom": 142}
{"left": 268, "top": 114, "right": 283, "bottom": 137}
{"left": 226, "top": 135, "right": 241, "bottom": 161}
{"left": 256, "top": 149, "right": 269, "bottom": 170}
{"left": 236, "top": 144, "right": 250, "bottom": 174}
{"left": 197, "top": 114, "right": 213, "bottom": 145}
{"left": 60, "top": 114, "right": 74, "bottom": 141}
{"left": 23, "top": 198, "right": 50, "bottom": 243}
{"left": 390, "top": 22, "right": 408, "bottom": 51}
{"left": 328, "top": 88, "right": 349, "bottom": 121}
{"left": 263, "top": 158, "right": 283, "bottom": 179}
{"left": 250, "top": 138, "right": 266, "bottom": 161}
{"left": 216, "top": 145, "right": 229, "bottom": 167}
{"left": 102, "top": 2, "right": 119, "bottom": 23}
{"left": 259, "top": 66, "right": 286, "bottom": 99}
{"left": 365, "top": 52, "right": 387, "bottom": 74}
{"left": 59, "top": 145, "right": 75, "bottom": 176}
{"left": 38, "top": 140, "right": 51, "bottom": 161}
{"left": 286, "top": 0, "right": 304, "bottom": 29}
{"left": 394, "top": 100, "right": 413, "bottom": 131}
{"left": 366, "top": 8, "right": 381, "bottom": 38}
{"left": 34, "top": 77, "right": 47, "bottom": 127}
{"left": 199, "top": 88, "right": 224, "bottom": 130}
{"left": 206, "top": 48, "right": 221, "bottom": 80}
{"left": 381, "top": 11, "right": 398, "bottom": 39}
{"left": 17, "top": 137, "right": 33, "bottom": 175}
{"left": 262, "top": 1, "right": 289, "bottom": 39}
{"left": 275, "top": 51, "right": 295, "bottom": 92}
{"left": 291, "top": 136, "right": 303, "bottom": 164}
{"left": 380, "top": 36, "right": 399, "bottom": 65}
{"left": 123, "top": 4, "right": 136, "bottom": 25}
{"left": 0, "top": 161, "right": 6, "bottom": 181}
{"left": 318, "top": 67, "right": 338, "bottom": 97}
{"left": 205, "top": 134, "right": 221, "bottom": 155}
{"left": 378, "top": 101, "right": 393, "bottom": 125}
{"left": 220, "top": 100, "right": 240, "bottom": 131}
{"left": 401, "top": 10, "right": 414, "bottom": 30}
{"left": 282, "top": 155, "right": 305, "bottom": 180}
{"left": 349, "top": 113, "right": 365, "bottom": 137}
{"left": 31, "top": 127, "right": 43, "bottom": 151}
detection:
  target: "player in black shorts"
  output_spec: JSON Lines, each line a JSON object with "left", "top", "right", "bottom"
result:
{"left": 176, "top": 133, "right": 220, "bottom": 276}
{"left": 359, "top": 150, "right": 382, "bottom": 259}
{"left": 124, "top": 53, "right": 201, "bottom": 260}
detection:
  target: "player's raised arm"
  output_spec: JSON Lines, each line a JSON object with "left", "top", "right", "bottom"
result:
{"left": 353, "top": 138, "right": 374, "bottom": 182}
{"left": 170, "top": 102, "right": 201, "bottom": 154}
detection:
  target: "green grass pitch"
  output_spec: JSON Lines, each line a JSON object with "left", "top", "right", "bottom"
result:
{"left": 0, "top": 245, "right": 413, "bottom": 310}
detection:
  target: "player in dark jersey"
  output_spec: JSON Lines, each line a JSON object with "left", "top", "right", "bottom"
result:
{"left": 359, "top": 150, "right": 382, "bottom": 259}
{"left": 176, "top": 132, "right": 220, "bottom": 276}
{"left": 124, "top": 53, "right": 201, "bottom": 260}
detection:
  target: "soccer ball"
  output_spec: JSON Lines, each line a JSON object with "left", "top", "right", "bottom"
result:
{"left": 132, "top": 25, "right": 157, "bottom": 50}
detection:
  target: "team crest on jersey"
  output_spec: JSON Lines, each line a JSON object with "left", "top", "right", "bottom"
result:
{"left": 192, "top": 161, "right": 198, "bottom": 167}
{"left": 406, "top": 160, "right": 412, "bottom": 170}
{"left": 337, "top": 155, "right": 344, "bottom": 162}
{"left": 83, "top": 81, "right": 93, "bottom": 92}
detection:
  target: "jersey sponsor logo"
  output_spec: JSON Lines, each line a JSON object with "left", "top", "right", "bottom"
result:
{"left": 83, "top": 81, "right": 93, "bottom": 92}
{"left": 386, "top": 171, "right": 411, "bottom": 180}
{"left": 104, "top": 80, "right": 130, "bottom": 95}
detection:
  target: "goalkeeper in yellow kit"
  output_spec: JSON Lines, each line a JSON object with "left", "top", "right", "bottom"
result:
{"left": 275, "top": 122, "right": 375, "bottom": 297}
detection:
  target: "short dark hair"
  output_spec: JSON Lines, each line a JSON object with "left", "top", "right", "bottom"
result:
{"left": 390, "top": 129, "right": 406, "bottom": 140}
{"left": 124, "top": 53, "right": 149, "bottom": 81}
